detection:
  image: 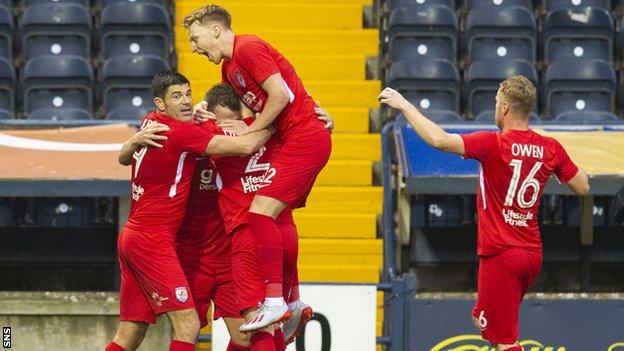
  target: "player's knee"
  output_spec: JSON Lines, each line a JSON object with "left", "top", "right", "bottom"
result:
{"left": 229, "top": 329, "right": 251, "bottom": 347}
{"left": 168, "top": 309, "right": 200, "bottom": 341}
{"left": 114, "top": 321, "right": 149, "bottom": 350}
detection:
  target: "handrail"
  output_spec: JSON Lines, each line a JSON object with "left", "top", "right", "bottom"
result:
{"left": 381, "top": 121, "right": 397, "bottom": 282}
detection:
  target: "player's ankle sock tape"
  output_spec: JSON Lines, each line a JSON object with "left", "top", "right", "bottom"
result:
{"left": 105, "top": 342, "right": 126, "bottom": 351}
{"left": 273, "top": 328, "right": 286, "bottom": 351}
{"left": 169, "top": 340, "right": 195, "bottom": 351}
{"left": 227, "top": 341, "right": 251, "bottom": 351}
{"left": 250, "top": 331, "right": 276, "bottom": 351}
{"left": 247, "top": 212, "right": 283, "bottom": 296}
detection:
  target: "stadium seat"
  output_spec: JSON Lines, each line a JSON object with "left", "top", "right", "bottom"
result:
{"left": 100, "top": 55, "right": 168, "bottom": 118}
{"left": 27, "top": 107, "right": 92, "bottom": 120}
{"left": 31, "top": 198, "right": 94, "bottom": 227}
{"left": 475, "top": 110, "right": 541, "bottom": 124}
{"left": 0, "top": 6, "right": 13, "bottom": 61}
{"left": 106, "top": 107, "right": 151, "bottom": 120}
{"left": 19, "top": 3, "right": 92, "bottom": 61}
{"left": 0, "top": 198, "right": 12, "bottom": 226}
{"left": 99, "top": 2, "right": 172, "bottom": 61}
{"left": 543, "top": 7, "right": 613, "bottom": 63}
{"left": 544, "top": 58, "right": 615, "bottom": 119}
{"left": 425, "top": 110, "right": 465, "bottom": 123}
{"left": 100, "top": 0, "right": 166, "bottom": 6}
{"left": 542, "top": 0, "right": 610, "bottom": 12}
{"left": 386, "top": 5, "right": 458, "bottom": 63}
{"left": 22, "top": 55, "right": 94, "bottom": 116}
{"left": 464, "top": 6, "right": 536, "bottom": 63}
{"left": 387, "top": 0, "right": 455, "bottom": 11}
{"left": 565, "top": 196, "right": 608, "bottom": 226}
{"left": 0, "top": 57, "right": 15, "bottom": 118}
{"left": 386, "top": 58, "right": 460, "bottom": 113}
{"left": 464, "top": 59, "right": 537, "bottom": 118}
{"left": 552, "top": 111, "right": 622, "bottom": 124}
{"left": 466, "top": 0, "right": 532, "bottom": 10}
{"left": 23, "top": 0, "right": 89, "bottom": 6}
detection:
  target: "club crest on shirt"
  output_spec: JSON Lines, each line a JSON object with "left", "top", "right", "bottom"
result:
{"left": 235, "top": 72, "right": 246, "bottom": 88}
{"left": 175, "top": 287, "right": 188, "bottom": 303}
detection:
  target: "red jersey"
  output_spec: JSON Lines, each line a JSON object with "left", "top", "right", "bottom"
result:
{"left": 221, "top": 34, "right": 325, "bottom": 139}
{"left": 125, "top": 111, "right": 214, "bottom": 235}
{"left": 177, "top": 156, "right": 229, "bottom": 261}
{"left": 461, "top": 129, "right": 579, "bottom": 256}
{"left": 212, "top": 117, "right": 283, "bottom": 233}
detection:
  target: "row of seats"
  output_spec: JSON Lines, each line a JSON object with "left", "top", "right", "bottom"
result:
{"left": 0, "top": 197, "right": 115, "bottom": 227}
{"left": 0, "top": 55, "right": 168, "bottom": 119}
{"left": 0, "top": 2, "right": 173, "bottom": 63}
{"left": 387, "top": 57, "right": 623, "bottom": 121}
{"left": 385, "top": 0, "right": 624, "bottom": 14}
{"left": 385, "top": 5, "right": 622, "bottom": 65}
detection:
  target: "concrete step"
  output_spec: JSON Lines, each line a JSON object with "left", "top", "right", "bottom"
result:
{"left": 301, "top": 186, "right": 382, "bottom": 213}
{"left": 299, "top": 238, "right": 382, "bottom": 265}
{"left": 316, "top": 159, "right": 372, "bottom": 186}
{"left": 299, "top": 264, "right": 380, "bottom": 283}
{"left": 324, "top": 107, "right": 370, "bottom": 133}
{"left": 294, "top": 212, "right": 376, "bottom": 239}
{"left": 330, "top": 133, "right": 381, "bottom": 161}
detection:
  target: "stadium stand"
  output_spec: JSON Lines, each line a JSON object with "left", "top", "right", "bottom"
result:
{"left": 466, "top": 0, "right": 533, "bottom": 9}
{"left": 542, "top": 0, "right": 611, "bottom": 12}
{"left": 0, "top": 5, "right": 12, "bottom": 61}
{"left": 0, "top": 57, "right": 14, "bottom": 118}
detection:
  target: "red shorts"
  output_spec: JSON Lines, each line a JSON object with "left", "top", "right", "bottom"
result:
{"left": 177, "top": 240, "right": 240, "bottom": 327}
{"left": 257, "top": 130, "right": 331, "bottom": 208}
{"left": 471, "top": 247, "right": 542, "bottom": 344}
{"left": 117, "top": 227, "right": 194, "bottom": 324}
{"left": 231, "top": 213, "right": 300, "bottom": 313}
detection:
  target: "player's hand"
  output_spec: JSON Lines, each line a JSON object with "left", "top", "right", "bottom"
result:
{"left": 132, "top": 123, "right": 169, "bottom": 148}
{"left": 219, "top": 119, "right": 249, "bottom": 136}
{"left": 193, "top": 101, "right": 217, "bottom": 124}
{"left": 315, "top": 103, "right": 334, "bottom": 133}
{"left": 378, "top": 87, "right": 411, "bottom": 111}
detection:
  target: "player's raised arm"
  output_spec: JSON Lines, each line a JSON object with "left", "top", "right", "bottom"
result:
{"left": 566, "top": 169, "right": 590, "bottom": 195}
{"left": 245, "top": 73, "right": 290, "bottom": 134}
{"left": 204, "top": 127, "right": 273, "bottom": 157}
{"left": 379, "top": 87, "right": 465, "bottom": 156}
{"left": 118, "top": 123, "right": 169, "bottom": 166}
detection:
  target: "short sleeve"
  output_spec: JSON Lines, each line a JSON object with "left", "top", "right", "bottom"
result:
{"left": 174, "top": 124, "right": 215, "bottom": 155}
{"left": 460, "top": 131, "right": 497, "bottom": 162}
{"left": 553, "top": 140, "right": 579, "bottom": 184}
{"left": 236, "top": 38, "right": 280, "bottom": 84}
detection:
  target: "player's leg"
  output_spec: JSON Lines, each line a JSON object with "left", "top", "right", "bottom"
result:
{"left": 108, "top": 321, "right": 149, "bottom": 351}
{"left": 166, "top": 308, "right": 201, "bottom": 348}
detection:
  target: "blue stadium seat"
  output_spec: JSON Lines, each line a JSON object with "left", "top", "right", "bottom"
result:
{"left": 100, "top": 55, "right": 168, "bottom": 118}
{"left": 387, "top": 0, "right": 455, "bottom": 11}
{"left": 552, "top": 111, "right": 622, "bottom": 124}
{"left": 32, "top": 198, "right": 94, "bottom": 227}
{"left": 28, "top": 108, "right": 92, "bottom": 120}
{"left": 464, "top": 6, "right": 536, "bottom": 63}
{"left": 99, "top": 3, "right": 172, "bottom": 60}
{"left": 0, "top": 198, "right": 12, "bottom": 226}
{"left": 544, "top": 59, "right": 615, "bottom": 119}
{"left": 387, "top": 58, "right": 460, "bottom": 113}
{"left": 565, "top": 196, "right": 608, "bottom": 226}
{"left": 543, "top": 7, "right": 613, "bottom": 62}
{"left": 425, "top": 110, "right": 465, "bottom": 123}
{"left": 106, "top": 107, "right": 151, "bottom": 120}
{"left": 466, "top": 0, "right": 532, "bottom": 10}
{"left": 386, "top": 5, "right": 458, "bottom": 62}
{"left": 23, "top": 0, "right": 89, "bottom": 6}
{"left": 412, "top": 195, "right": 469, "bottom": 228}
{"left": 22, "top": 55, "right": 94, "bottom": 116}
{"left": 542, "top": 0, "right": 610, "bottom": 12}
{"left": 100, "top": 0, "right": 166, "bottom": 6}
{"left": 475, "top": 110, "right": 541, "bottom": 124}
{"left": 464, "top": 59, "right": 538, "bottom": 118}
{"left": 19, "top": 4, "right": 92, "bottom": 60}
{"left": 0, "top": 6, "right": 13, "bottom": 61}
{"left": 0, "top": 57, "right": 15, "bottom": 118}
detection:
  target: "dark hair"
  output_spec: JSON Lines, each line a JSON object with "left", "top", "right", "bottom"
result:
{"left": 151, "top": 71, "right": 190, "bottom": 99}
{"left": 183, "top": 5, "right": 232, "bottom": 29}
{"left": 205, "top": 84, "right": 241, "bottom": 113}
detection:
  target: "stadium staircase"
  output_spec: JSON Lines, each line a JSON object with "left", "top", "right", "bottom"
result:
{"left": 173, "top": 0, "right": 383, "bottom": 348}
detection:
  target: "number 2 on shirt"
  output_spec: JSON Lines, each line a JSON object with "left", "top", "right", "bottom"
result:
{"left": 504, "top": 159, "right": 543, "bottom": 208}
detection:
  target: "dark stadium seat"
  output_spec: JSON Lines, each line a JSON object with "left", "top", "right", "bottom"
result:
{"left": 464, "top": 6, "right": 536, "bottom": 63}
{"left": 464, "top": 58, "right": 538, "bottom": 118}
{"left": 100, "top": 55, "right": 168, "bottom": 118}
{"left": 386, "top": 5, "right": 458, "bottom": 63}
{"left": 19, "top": 3, "right": 92, "bottom": 61}
{"left": 99, "top": 3, "right": 172, "bottom": 61}
{"left": 22, "top": 55, "right": 94, "bottom": 117}
{"left": 466, "top": 0, "right": 532, "bottom": 10}
{"left": 543, "top": 7, "right": 613, "bottom": 63}
{"left": 100, "top": 0, "right": 166, "bottom": 6}
{"left": 386, "top": 58, "right": 460, "bottom": 113}
{"left": 542, "top": 0, "right": 610, "bottom": 12}
{"left": 411, "top": 195, "right": 470, "bottom": 228}
{"left": 0, "top": 198, "right": 12, "bottom": 226}
{"left": 425, "top": 110, "right": 465, "bottom": 123}
{"left": 565, "top": 196, "right": 608, "bottom": 226}
{"left": 475, "top": 110, "right": 541, "bottom": 124}
{"left": 0, "top": 57, "right": 15, "bottom": 118}
{"left": 31, "top": 198, "right": 94, "bottom": 227}
{"left": 387, "top": 0, "right": 455, "bottom": 11}
{"left": 27, "top": 107, "right": 92, "bottom": 120}
{"left": 544, "top": 59, "right": 615, "bottom": 119}
{"left": 552, "top": 111, "right": 622, "bottom": 124}
{"left": 106, "top": 107, "right": 151, "bottom": 120}
{"left": 23, "top": 0, "right": 89, "bottom": 6}
{"left": 0, "top": 6, "right": 13, "bottom": 61}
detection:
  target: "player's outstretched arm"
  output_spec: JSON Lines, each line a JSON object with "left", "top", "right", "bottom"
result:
{"left": 379, "top": 87, "right": 465, "bottom": 156}
{"left": 566, "top": 169, "right": 590, "bottom": 195}
{"left": 204, "top": 127, "right": 274, "bottom": 156}
{"left": 118, "top": 123, "right": 169, "bottom": 166}
{"left": 245, "top": 73, "right": 290, "bottom": 134}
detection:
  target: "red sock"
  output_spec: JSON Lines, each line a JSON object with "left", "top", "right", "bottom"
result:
{"left": 278, "top": 214, "right": 300, "bottom": 303}
{"left": 273, "top": 328, "right": 286, "bottom": 351}
{"left": 169, "top": 340, "right": 195, "bottom": 351}
{"left": 248, "top": 212, "right": 283, "bottom": 298}
{"left": 250, "top": 331, "right": 276, "bottom": 351}
{"left": 105, "top": 342, "right": 126, "bottom": 351}
{"left": 226, "top": 341, "right": 250, "bottom": 351}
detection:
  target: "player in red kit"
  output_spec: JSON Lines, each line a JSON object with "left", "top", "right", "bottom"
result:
{"left": 183, "top": 5, "right": 332, "bottom": 331}
{"left": 106, "top": 71, "right": 273, "bottom": 351}
{"left": 379, "top": 76, "right": 590, "bottom": 351}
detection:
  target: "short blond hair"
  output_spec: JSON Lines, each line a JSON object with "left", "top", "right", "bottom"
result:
{"left": 499, "top": 75, "right": 536, "bottom": 118}
{"left": 182, "top": 5, "right": 231, "bottom": 29}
